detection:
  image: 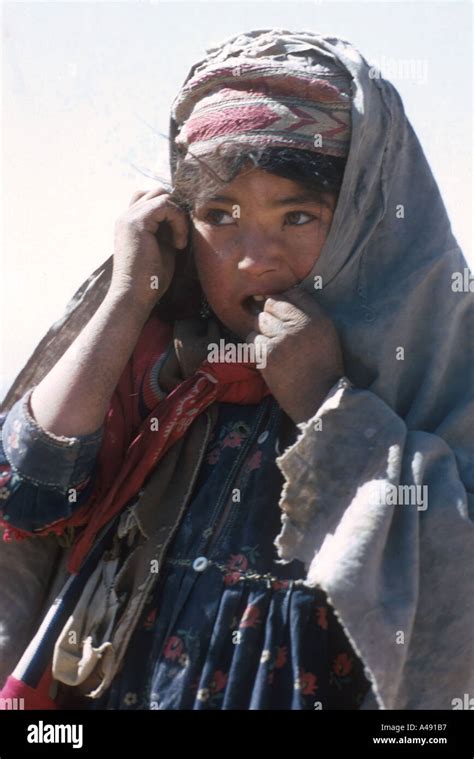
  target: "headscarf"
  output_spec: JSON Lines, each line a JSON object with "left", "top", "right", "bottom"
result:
{"left": 171, "top": 54, "right": 352, "bottom": 159}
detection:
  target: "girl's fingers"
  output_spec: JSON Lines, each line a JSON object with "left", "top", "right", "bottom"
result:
{"left": 128, "top": 183, "right": 170, "bottom": 207}
{"left": 263, "top": 297, "right": 301, "bottom": 323}
{"left": 244, "top": 330, "right": 270, "bottom": 363}
{"left": 128, "top": 190, "right": 149, "bottom": 207}
{"left": 155, "top": 198, "right": 189, "bottom": 249}
{"left": 257, "top": 309, "right": 282, "bottom": 337}
{"left": 130, "top": 192, "right": 189, "bottom": 249}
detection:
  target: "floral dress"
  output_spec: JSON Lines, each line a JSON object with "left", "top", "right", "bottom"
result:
{"left": 87, "top": 395, "right": 372, "bottom": 710}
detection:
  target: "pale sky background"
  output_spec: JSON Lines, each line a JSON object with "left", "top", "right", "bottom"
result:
{"left": 1, "top": 0, "right": 472, "bottom": 402}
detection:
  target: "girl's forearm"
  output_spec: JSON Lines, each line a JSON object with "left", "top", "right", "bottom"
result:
{"left": 30, "top": 289, "right": 155, "bottom": 437}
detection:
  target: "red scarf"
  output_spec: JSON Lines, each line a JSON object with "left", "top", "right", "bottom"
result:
{"left": 3, "top": 313, "right": 270, "bottom": 575}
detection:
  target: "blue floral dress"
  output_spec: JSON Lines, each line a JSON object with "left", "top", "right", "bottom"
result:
{"left": 88, "top": 396, "right": 372, "bottom": 710}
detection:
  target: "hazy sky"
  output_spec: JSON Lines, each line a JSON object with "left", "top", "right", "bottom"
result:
{"left": 1, "top": 0, "right": 472, "bottom": 401}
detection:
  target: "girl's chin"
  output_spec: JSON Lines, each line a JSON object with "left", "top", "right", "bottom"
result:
{"left": 211, "top": 305, "right": 257, "bottom": 340}
{"left": 217, "top": 320, "right": 254, "bottom": 340}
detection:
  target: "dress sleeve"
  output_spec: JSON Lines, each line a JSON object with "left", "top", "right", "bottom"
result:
{"left": 0, "top": 386, "right": 104, "bottom": 534}
{"left": 0, "top": 320, "right": 173, "bottom": 538}
{"left": 273, "top": 377, "right": 474, "bottom": 710}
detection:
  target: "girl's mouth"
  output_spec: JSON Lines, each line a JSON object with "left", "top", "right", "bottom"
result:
{"left": 242, "top": 295, "right": 266, "bottom": 316}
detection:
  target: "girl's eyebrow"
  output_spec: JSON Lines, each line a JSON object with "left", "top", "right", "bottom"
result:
{"left": 196, "top": 192, "right": 334, "bottom": 210}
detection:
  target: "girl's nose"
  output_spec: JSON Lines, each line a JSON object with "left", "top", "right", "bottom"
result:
{"left": 236, "top": 234, "right": 281, "bottom": 276}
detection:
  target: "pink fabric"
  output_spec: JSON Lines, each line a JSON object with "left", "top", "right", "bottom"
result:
{"left": 1, "top": 672, "right": 57, "bottom": 710}
{"left": 172, "top": 66, "right": 352, "bottom": 159}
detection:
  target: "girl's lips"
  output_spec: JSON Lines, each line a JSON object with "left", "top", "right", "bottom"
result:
{"left": 243, "top": 295, "right": 266, "bottom": 316}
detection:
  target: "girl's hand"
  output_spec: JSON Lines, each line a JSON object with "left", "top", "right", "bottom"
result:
{"left": 246, "top": 288, "right": 345, "bottom": 424}
{"left": 110, "top": 184, "right": 189, "bottom": 311}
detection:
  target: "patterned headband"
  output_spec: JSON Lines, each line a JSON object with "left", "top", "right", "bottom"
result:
{"left": 171, "top": 62, "right": 352, "bottom": 161}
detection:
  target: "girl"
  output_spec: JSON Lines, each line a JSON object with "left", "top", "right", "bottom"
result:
{"left": 0, "top": 28, "right": 472, "bottom": 711}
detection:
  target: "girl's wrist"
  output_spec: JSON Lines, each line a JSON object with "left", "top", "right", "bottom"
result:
{"left": 104, "top": 285, "right": 159, "bottom": 324}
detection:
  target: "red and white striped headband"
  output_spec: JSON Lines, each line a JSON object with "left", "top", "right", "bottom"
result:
{"left": 172, "top": 62, "right": 352, "bottom": 161}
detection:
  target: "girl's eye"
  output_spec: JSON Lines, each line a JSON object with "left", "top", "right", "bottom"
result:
{"left": 202, "top": 209, "right": 317, "bottom": 227}
{"left": 284, "top": 211, "right": 316, "bottom": 226}
{"left": 204, "top": 209, "right": 234, "bottom": 226}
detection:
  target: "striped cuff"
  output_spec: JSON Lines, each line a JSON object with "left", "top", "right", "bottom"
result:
{"left": 1, "top": 387, "right": 104, "bottom": 492}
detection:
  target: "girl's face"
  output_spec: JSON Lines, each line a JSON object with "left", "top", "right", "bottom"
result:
{"left": 190, "top": 165, "right": 337, "bottom": 338}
